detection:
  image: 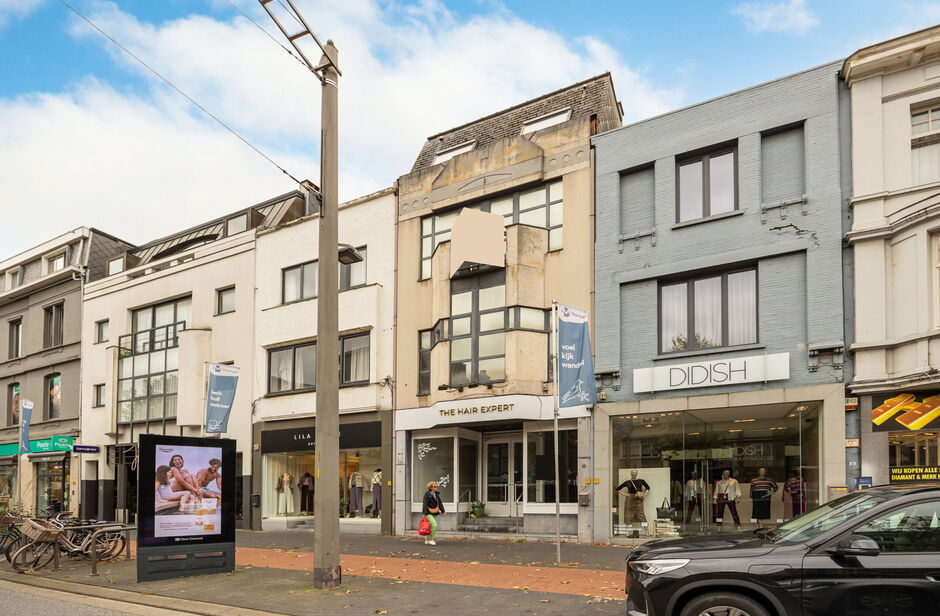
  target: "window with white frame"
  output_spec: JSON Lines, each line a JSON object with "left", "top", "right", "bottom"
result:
{"left": 50, "top": 253, "right": 66, "bottom": 272}
{"left": 226, "top": 214, "right": 248, "bottom": 236}
{"left": 521, "top": 108, "right": 571, "bottom": 134}
{"left": 912, "top": 104, "right": 940, "bottom": 185}
{"left": 659, "top": 268, "right": 757, "bottom": 353}
{"left": 107, "top": 257, "right": 124, "bottom": 276}
{"left": 432, "top": 141, "right": 475, "bottom": 165}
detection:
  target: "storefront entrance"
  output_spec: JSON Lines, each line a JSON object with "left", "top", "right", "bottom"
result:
{"left": 610, "top": 401, "right": 820, "bottom": 538}
{"left": 483, "top": 435, "right": 523, "bottom": 517}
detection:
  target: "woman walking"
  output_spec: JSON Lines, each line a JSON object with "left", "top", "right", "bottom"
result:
{"left": 422, "top": 481, "right": 446, "bottom": 545}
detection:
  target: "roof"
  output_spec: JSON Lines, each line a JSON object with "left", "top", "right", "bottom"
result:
{"left": 842, "top": 24, "right": 940, "bottom": 85}
{"left": 410, "top": 73, "right": 619, "bottom": 172}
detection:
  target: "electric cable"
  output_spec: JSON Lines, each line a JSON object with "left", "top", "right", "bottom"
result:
{"left": 223, "top": 0, "right": 309, "bottom": 71}
{"left": 58, "top": 0, "right": 302, "bottom": 184}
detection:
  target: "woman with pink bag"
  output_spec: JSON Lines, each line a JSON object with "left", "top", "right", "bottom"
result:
{"left": 421, "top": 481, "right": 446, "bottom": 546}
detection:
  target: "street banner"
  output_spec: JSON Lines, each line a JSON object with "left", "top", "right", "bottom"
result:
{"left": 19, "top": 399, "right": 33, "bottom": 454}
{"left": 205, "top": 363, "right": 239, "bottom": 435}
{"left": 556, "top": 303, "right": 597, "bottom": 408}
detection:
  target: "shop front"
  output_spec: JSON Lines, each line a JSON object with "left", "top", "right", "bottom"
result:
{"left": 0, "top": 444, "right": 19, "bottom": 512}
{"left": 394, "top": 395, "right": 591, "bottom": 538}
{"left": 253, "top": 414, "right": 386, "bottom": 531}
{"left": 28, "top": 436, "right": 73, "bottom": 513}
{"left": 862, "top": 391, "right": 940, "bottom": 487}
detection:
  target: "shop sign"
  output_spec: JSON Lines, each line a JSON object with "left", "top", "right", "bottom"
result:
{"left": 260, "top": 421, "right": 382, "bottom": 453}
{"left": 30, "top": 436, "right": 73, "bottom": 453}
{"left": 396, "top": 395, "right": 590, "bottom": 432}
{"left": 890, "top": 465, "right": 940, "bottom": 483}
{"left": 872, "top": 392, "right": 940, "bottom": 432}
{"left": 633, "top": 353, "right": 790, "bottom": 393}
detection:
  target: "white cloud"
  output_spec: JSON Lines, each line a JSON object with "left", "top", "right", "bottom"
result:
{"left": 0, "top": 0, "right": 43, "bottom": 29}
{"left": 732, "top": 0, "right": 819, "bottom": 35}
{"left": 0, "top": 0, "right": 683, "bottom": 254}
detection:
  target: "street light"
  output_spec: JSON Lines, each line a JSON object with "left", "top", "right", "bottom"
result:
{"left": 259, "top": 0, "right": 345, "bottom": 590}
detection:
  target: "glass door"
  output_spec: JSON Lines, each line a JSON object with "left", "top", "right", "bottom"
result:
{"left": 484, "top": 436, "right": 522, "bottom": 517}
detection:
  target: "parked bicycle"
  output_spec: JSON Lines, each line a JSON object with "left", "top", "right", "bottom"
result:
{"left": 9, "top": 517, "right": 127, "bottom": 573}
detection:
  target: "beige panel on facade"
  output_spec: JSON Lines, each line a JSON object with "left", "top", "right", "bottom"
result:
{"left": 177, "top": 329, "right": 211, "bottom": 427}
{"left": 450, "top": 208, "right": 505, "bottom": 277}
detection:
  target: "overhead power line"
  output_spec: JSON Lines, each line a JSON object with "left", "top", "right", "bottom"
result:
{"left": 58, "top": 0, "right": 302, "bottom": 185}
{"left": 223, "top": 0, "right": 309, "bottom": 71}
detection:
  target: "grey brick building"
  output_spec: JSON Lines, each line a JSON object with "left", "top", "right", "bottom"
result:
{"left": 589, "top": 61, "right": 852, "bottom": 543}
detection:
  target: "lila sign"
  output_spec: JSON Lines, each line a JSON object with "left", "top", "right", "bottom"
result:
{"left": 633, "top": 353, "right": 790, "bottom": 393}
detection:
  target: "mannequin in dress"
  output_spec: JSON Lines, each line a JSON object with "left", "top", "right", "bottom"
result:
{"left": 783, "top": 473, "right": 805, "bottom": 519}
{"left": 616, "top": 469, "right": 650, "bottom": 525}
{"left": 276, "top": 472, "right": 294, "bottom": 515}
{"left": 684, "top": 471, "right": 705, "bottom": 523}
{"left": 749, "top": 467, "right": 778, "bottom": 528}
{"left": 348, "top": 470, "right": 365, "bottom": 517}
{"left": 713, "top": 469, "right": 742, "bottom": 530}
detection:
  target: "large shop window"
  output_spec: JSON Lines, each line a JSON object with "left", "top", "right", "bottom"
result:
{"left": 660, "top": 268, "right": 757, "bottom": 353}
{"left": 0, "top": 460, "right": 17, "bottom": 511}
{"left": 419, "top": 181, "right": 563, "bottom": 279}
{"left": 412, "top": 437, "right": 455, "bottom": 503}
{"left": 116, "top": 297, "right": 190, "bottom": 424}
{"left": 526, "top": 430, "right": 578, "bottom": 504}
{"left": 450, "top": 272, "right": 506, "bottom": 386}
{"left": 268, "top": 333, "right": 370, "bottom": 394}
{"left": 677, "top": 147, "right": 736, "bottom": 223}
{"left": 610, "top": 402, "right": 819, "bottom": 538}
{"left": 36, "top": 457, "right": 69, "bottom": 513}
{"left": 889, "top": 432, "right": 939, "bottom": 468}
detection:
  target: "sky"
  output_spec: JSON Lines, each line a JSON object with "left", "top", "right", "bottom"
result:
{"left": 0, "top": 0, "right": 938, "bottom": 255}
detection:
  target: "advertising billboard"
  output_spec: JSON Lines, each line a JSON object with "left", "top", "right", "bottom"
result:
{"left": 872, "top": 393, "right": 940, "bottom": 432}
{"left": 137, "top": 434, "right": 235, "bottom": 548}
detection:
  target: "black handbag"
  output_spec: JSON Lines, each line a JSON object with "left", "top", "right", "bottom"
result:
{"left": 656, "top": 498, "right": 678, "bottom": 520}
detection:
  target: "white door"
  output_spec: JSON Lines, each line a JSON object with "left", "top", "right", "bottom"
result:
{"left": 484, "top": 438, "right": 523, "bottom": 517}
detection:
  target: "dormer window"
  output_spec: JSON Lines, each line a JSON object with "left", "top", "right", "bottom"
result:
{"left": 108, "top": 257, "right": 124, "bottom": 276}
{"left": 226, "top": 213, "right": 249, "bottom": 236}
{"left": 50, "top": 253, "right": 66, "bottom": 272}
{"left": 433, "top": 140, "right": 476, "bottom": 165}
{"left": 521, "top": 108, "right": 571, "bottom": 135}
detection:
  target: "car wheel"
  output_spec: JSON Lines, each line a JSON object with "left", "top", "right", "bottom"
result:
{"left": 679, "top": 592, "right": 771, "bottom": 616}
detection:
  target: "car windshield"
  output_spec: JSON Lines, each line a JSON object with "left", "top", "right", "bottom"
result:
{"left": 766, "top": 492, "right": 891, "bottom": 544}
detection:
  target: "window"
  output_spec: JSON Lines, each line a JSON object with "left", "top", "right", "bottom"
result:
{"left": 217, "top": 286, "right": 235, "bottom": 315}
{"left": 521, "top": 108, "right": 572, "bottom": 134}
{"left": 450, "top": 273, "right": 506, "bottom": 386}
{"left": 107, "top": 257, "right": 124, "bottom": 276}
{"left": 677, "top": 147, "right": 736, "bottom": 222}
{"left": 912, "top": 104, "right": 940, "bottom": 135}
{"left": 283, "top": 261, "right": 317, "bottom": 303}
{"left": 341, "top": 333, "right": 370, "bottom": 385}
{"left": 116, "top": 297, "right": 190, "bottom": 423}
{"left": 852, "top": 499, "right": 940, "bottom": 553}
{"left": 95, "top": 319, "right": 109, "bottom": 343}
{"left": 418, "top": 330, "right": 432, "bottom": 396}
{"left": 268, "top": 342, "right": 316, "bottom": 393}
{"left": 7, "top": 382, "right": 19, "bottom": 427}
{"left": 432, "top": 141, "right": 475, "bottom": 165}
{"left": 226, "top": 214, "right": 248, "bottom": 236}
{"left": 412, "top": 437, "right": 454, "bottom": 502}
{"left": 8, "top": 318, "right": 21, "bottom": 359}
{"left": 660, "top": 268, "right": 757, "bottom": 353}
{"left": 526, "top": 429, "right": 578, "bottom": 503}
{"left": 339, "top": 247, "right": 367, "bottom": 290}
{"left": 912, "top": 105, "right": 940, "bottom": 185}
{"left": 43, "top": 303, "right": 64, "bottom": 348}
{"left": 45, "top": 373, "right": 61, "bottom": 419}
{"left": 50, "top": 253, "right": 66, "bottom": 272}
{"left": 419, "top": 181, "right": 563, "bottom": 279}
{"left": 93, "top": 384, "right": 106, "bottom": 408}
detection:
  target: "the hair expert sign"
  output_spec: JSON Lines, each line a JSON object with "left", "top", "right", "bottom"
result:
{"left": 153, "top": 443, "right": 223, "bottom": 538}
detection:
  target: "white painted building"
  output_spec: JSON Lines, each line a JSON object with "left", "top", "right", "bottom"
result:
{"left": 250, "top": 187, "right": 396, "bottom": 533}
{"left": 79, "top": 191, "right": 307, "bottom": 524}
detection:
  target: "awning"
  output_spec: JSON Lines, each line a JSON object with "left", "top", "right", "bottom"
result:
{"left": 0, "top": 456, "right": 17, "bottom": 465}
{"left": 27, "top": 451, "right": 68, "bottom": 462}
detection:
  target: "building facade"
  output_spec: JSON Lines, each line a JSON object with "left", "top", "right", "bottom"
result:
{"left": 393, "top": 75, "right": 622, "bottom": 540}
{"left": 844, "top": 27, "right": 940, "bottom": 488}
{"left": 79, "top": 191, "right": 307, "bottom": 524}
{"left": 250, "top": 187, "right": 396, "bottom": 534}
{"left": 591, "top": 61, "right": 851, "bottom": 543}
{"left": 0, "top": 228, "right": 131, "bottom": 515}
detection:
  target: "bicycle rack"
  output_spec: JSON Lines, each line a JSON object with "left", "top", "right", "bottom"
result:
{"left": 89, "top": 524, "right": 136, "bottom": 576}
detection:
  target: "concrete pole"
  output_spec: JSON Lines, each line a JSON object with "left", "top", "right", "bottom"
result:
{"left": 313, "top": 39, "right": 341, "bottom": 589}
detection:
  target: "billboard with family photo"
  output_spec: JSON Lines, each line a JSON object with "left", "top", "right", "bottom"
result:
{"left": 137, "top": 434, "right": 235, "bottom": 548}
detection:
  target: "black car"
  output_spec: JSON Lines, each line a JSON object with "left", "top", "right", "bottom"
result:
{"left": 624, "top": 484, "right": 940, "bottom": 616}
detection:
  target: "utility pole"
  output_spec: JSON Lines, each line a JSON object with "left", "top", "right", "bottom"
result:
{"left": 259, "top": 0, "right": 346, "bottom": 589}
{"left": 314, "top": 39, "right": 341, "bottom": 588}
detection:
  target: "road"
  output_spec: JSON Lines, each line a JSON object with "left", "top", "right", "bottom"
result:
{"left": 0, "top": 579, "right": 196, "bottom": 616}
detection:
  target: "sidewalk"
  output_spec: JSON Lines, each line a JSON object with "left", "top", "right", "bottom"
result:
{"left": 0, "top": 530, "right": 629, "bottom": 615}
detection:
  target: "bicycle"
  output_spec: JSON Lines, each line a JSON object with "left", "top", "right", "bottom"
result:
{"left": 9, "top": 518, "right": 60, "bottom": 572}
{"left": 1, "top": 513, "right": 25, "bottom": 563}
{"left": 10, "top": 518, "right": 127, "bottom": 572}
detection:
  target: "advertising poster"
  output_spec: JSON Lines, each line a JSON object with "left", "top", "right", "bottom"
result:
{"left": 153, "top": 443, "right": 223, "bottom": 538}
{"left": 19, "top": 399, "right": 33, "bottom": 454}
{"left": 871, "top": 392, "right": 940, "bottom": 432}
{"left": 137, "top": 434, "right": 235, "bottom": 549}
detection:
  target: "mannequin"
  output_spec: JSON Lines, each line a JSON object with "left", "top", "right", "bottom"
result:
{"left": 713, "top": 469, "right": 742, "bottom": 530}
{"left": 276, "top": 472, "right": 294, "bottom": 515}
{"left": 684, "top": 471, "right": 705, "bottom": 523}
{"left": 749, "top": 467, "right": 778, "bottom": 528}
{"left": 300, "top": 472, "right": 314, "bottom": 515}
{"left": 348, "top": 470, "right": 365, "bottom": 517}
{"left": 615, "top": 469, "right": 650, "bottom": 525}
{"left": 371, "top": 468, "right": 383, "bottom": 518}
{"left": 783, "top": 473, "right": 806, "bottom": 519}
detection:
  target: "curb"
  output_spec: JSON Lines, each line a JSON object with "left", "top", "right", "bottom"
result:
{"left": 0, "top": 569, "right": 287, "bottom": 616}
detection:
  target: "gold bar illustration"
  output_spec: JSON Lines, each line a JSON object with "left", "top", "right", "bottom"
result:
{"left": 872, "top": 393, "right": 915, "bottom": 425}
{"left": 896, "top": 395, "right": 940, "bottom": 430}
